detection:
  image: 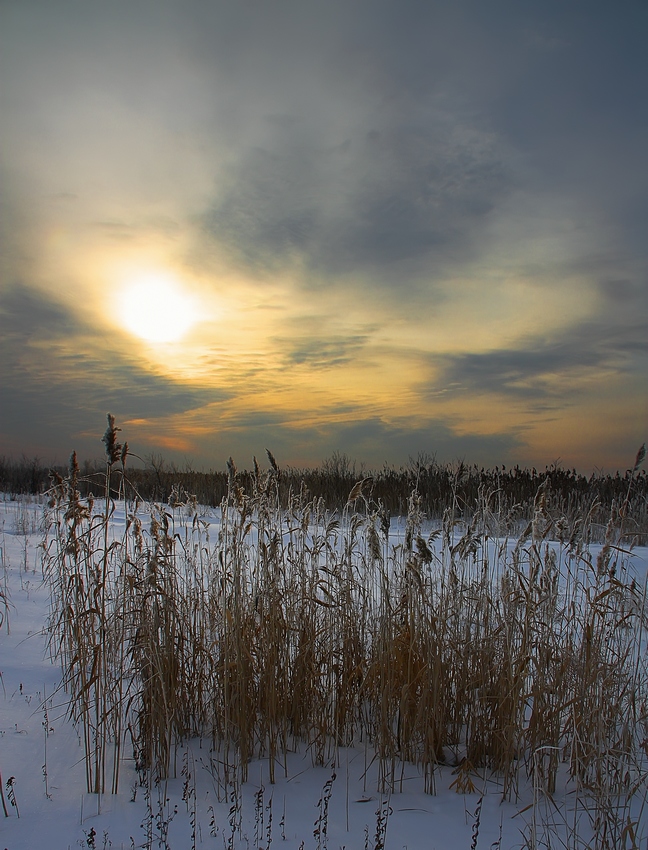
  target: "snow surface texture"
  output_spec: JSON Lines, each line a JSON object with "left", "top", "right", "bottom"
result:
{"left": 0, "top": 496, "right": 646, "bottom": 850}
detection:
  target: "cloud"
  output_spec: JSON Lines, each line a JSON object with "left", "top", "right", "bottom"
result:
{"left": 202, "top": 114, "right": 510, "bottom": 282}
{"left": 431, "top": 321, "right": 648, "bottom": 401}
{"left": 0, "top": 282, "right": 81, "bottom": 340}
{"left": 179, "top": 407, "right": 523, "bottom": 471}
{"left": 276, "top": 333, "right": 370, "bottom": 369}
{"left": 1, "top": 0, "right": 646, "bottom": 472}
{"left": 314, "top": 416, "right": 523, "bottom": 467}
{"left": 0, "top": 284, "right": 227, "bottom": 458}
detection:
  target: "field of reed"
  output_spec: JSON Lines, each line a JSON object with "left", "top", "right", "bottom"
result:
{"left": 2, "top": 444, "right": 647, "bottom": 543}
{"left": 24, "top": 417, "right": 647, "bottom": 848}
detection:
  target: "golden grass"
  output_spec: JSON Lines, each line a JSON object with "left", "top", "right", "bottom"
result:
{"left": 41, "top": 420, "right": 648, "bottom": 849}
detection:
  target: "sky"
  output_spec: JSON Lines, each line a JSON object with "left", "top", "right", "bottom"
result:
{"left": 1, "top": 0, "right": 647, "bottom": 474}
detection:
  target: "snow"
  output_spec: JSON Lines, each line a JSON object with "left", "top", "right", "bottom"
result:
{"left": 0, "top": 496, "right": 646, "bottom": 850}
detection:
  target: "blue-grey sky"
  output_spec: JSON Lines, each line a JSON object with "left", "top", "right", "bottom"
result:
{"left": 1, "top": 0, "right": 646, "bottom": 472}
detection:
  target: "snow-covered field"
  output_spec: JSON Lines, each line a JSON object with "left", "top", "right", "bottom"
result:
{"left": 1, "top": 495, "right": 647, "bottom": 850}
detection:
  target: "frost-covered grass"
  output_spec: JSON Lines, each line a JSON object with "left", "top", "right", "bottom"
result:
{"left": 1, "top": 436, "right": 647, "bottom": 849}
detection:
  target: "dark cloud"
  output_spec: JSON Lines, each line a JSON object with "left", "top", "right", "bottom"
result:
{"left": 0, "top": 283, "right": 82, "bottom": 339}
{"left": 189, "top": 1, "right": 519, "bottom": 283}
{"left": 432, "top": 322, "right": 648, "bottom": 401}
{"left": 486, "top": 2, "right": 648, "bottom": 260}
{"left": 599, "top": 279, "right": 642, "bottom": 305}
{"left": 193, "top": 1, "right": 643, "bottom": 293}
{"left": 203, "top": 121, "right": 509, "bottom": 279}
{"left": 276, "top": 334, "right": 369, "bottom": 369}
{"left": 0, "top": 285, "right": 227, "bottom": 459}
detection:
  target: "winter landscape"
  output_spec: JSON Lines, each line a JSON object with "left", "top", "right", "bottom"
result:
{"left": 1, "top": 429, "right": 647, "bottom": 850}
{"left": 3, "top": 4, "right": 648, "bottom": 848}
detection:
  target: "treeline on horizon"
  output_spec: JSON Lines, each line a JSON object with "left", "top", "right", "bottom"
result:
{"left": 1, "top": 446, "right": 646, "bottom": 541}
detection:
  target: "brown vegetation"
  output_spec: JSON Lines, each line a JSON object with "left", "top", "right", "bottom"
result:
{"left": 38, "top": 419, "right": 648, "bottom": 849}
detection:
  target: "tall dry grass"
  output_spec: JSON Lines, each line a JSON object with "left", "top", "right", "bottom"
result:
{"left": 6, "top": 447, "right": 648, "bottom": 542}
{"left": 41, "top": 420, "right": 648, "bottom": 848}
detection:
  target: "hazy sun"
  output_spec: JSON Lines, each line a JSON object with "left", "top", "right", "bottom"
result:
{"left": 120, "top": 273, "right": 198, "bottom": 343}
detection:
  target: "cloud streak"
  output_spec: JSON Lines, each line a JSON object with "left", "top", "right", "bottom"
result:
{"left": 432, "top": 322, "right": 648, "bottom": 402}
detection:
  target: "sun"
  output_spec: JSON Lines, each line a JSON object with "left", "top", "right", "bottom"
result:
{"left": 120, "top": 273, "right": 198, "bottom": 343}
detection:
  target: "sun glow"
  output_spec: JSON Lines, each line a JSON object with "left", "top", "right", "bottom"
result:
{"left": 120, "top": 273, "right": 198, "bottom": 343}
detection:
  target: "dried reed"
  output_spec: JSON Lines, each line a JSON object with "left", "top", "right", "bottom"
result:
{"left": 42, "top": 421, "right": 648, "bottom": 847}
